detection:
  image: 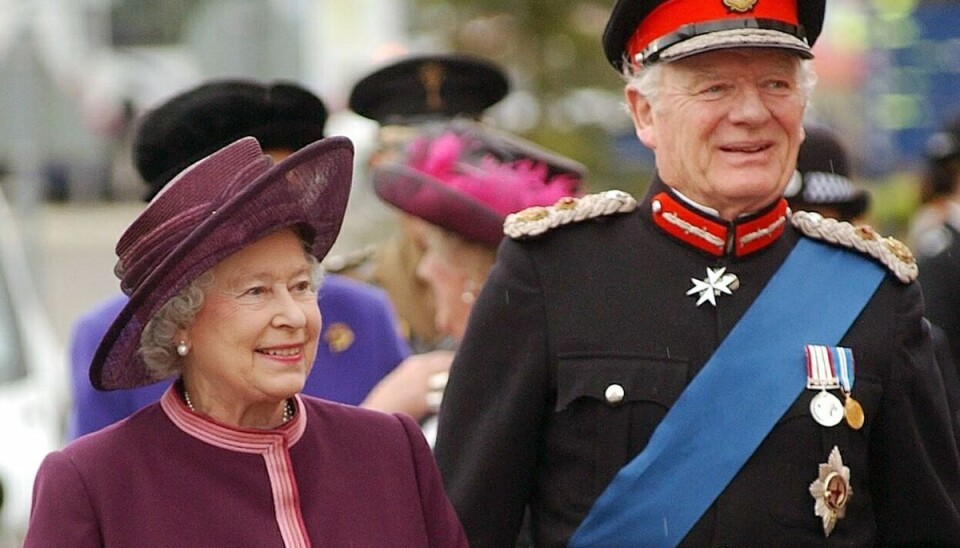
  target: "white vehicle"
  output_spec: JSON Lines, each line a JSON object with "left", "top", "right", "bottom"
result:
{"left": 0, "top": 185, "right": 66, "bottom": 545}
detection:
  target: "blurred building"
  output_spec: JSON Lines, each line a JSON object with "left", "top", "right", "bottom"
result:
{"left": 0, "top": 0, "right": 409, "bottom": 206}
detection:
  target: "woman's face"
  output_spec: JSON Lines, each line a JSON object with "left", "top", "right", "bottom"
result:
{"left": 180, "top": 228, "right": 320, "bottom": 409}
{"left": 416, "top": 226, "right": 489, "bottom": 342}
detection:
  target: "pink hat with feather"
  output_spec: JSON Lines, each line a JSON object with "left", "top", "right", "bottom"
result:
{"left": 372, "top": 121, "right": 586, "bottom": 246}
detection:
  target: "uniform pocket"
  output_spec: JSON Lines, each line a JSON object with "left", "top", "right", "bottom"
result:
{"left": 555, "top": 354, "right": 688, "bottom": 412}
{"left": 552, "top": 354, "right": 689, "bottom": 499}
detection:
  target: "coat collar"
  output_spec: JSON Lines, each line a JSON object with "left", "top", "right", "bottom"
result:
{"left": 160, "top": 382, "right": 307, "bottom": 452}
{"left": 643, "top": 178, "right": 788, "bottom": 257}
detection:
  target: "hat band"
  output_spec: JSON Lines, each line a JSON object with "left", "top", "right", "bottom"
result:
{"left": 627, "top": 0, "right": 800, "bottom": 59}
{"left": 632, "top": 18, "right": 807, "bottom": 64}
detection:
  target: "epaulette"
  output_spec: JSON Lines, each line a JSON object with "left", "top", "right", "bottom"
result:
{"left": 504, "top": 190, "right": 637, "bottom": 240}
{"left": 790, "top": 210, "right": 918, "bottom": 283}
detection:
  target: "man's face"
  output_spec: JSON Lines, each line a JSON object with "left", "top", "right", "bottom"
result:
{"left": 627, "top": 48, "right": 807, "bottom": 220}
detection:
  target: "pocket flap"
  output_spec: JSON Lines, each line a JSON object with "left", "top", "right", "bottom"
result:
{"left": 556, "top": 355, "right": 688, "bottom": 412}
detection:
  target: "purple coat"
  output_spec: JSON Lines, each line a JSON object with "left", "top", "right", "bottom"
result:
{"left": 27, "top": 388, "right": 467, "bottom": 547}
{"left": 68, "top": 274, "right": 412, "bottom": 439}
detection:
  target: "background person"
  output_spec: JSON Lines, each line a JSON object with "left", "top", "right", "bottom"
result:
{"left": 66, "top": 80, "right": 411, "bottom": 440}
{"left": 784, "top": 123, "right": 870, "bottom": 223}
{"left": 26, "top": 136, "right": 467, "bottom": 547}
{"left": 434, "top": 0, "right": 960, "bottom": 545}
{"left": 338, "top": 53, "right": 510, "bottom": 353}
{"left": 917, "top": 112, "right": 960, "bottom": 387}
{"left": 343, "top": 55, "right": 517, "bottom": 425}
{"left": 367, "top": 120, "right": 584, "bottom": 440}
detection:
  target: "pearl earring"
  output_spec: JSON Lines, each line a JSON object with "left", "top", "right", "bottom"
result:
{"left": 176, "top": 341, "right": 189, "bottom": 357}
{"left": 460, "top": 280, "right": 478, "bottom": 305}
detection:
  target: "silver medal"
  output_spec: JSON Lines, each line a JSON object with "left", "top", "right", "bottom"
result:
{"left": 810, "top": 391, "right": 844, "bottom": 427}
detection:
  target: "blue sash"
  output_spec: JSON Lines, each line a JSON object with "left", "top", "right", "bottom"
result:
{"left": 568, "top": 238, "right": 886, "bottom": 547}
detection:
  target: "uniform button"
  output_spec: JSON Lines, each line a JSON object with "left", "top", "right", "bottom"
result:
{"left": 604, "top": 384, "right": 625, "bottom": 405}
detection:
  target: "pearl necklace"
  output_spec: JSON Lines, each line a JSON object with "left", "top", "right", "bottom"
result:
{"left": 182, "top": 390, "right": 295, "bottom": 425}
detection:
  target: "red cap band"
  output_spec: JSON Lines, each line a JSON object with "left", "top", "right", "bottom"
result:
{"left": 626, "top": 0, "right": 800, "bottom": 61}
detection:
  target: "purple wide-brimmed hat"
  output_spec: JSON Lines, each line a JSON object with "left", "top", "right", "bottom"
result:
{"left": 372, "top": 121, "right": 586, "bottom": 246}
{"left": 91, "top": 136, "right": 354, "bottom": 390}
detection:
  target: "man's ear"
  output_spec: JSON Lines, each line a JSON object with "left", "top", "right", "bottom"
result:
{"left": 626, "top": 86, "right": 656, "bottom": 149}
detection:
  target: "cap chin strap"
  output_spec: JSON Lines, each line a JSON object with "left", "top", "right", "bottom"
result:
{"left": 634, "top": 19, "right": 807, "bottom": 65}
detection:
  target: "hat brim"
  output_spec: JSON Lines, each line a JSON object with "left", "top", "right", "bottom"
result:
{"left": 373, "top": 163, "right": 504, "bottom": 246}
{"left": 91, "top": 137, "right": 354, "bottom": 390}
{"left": 658, "top": 28, "right": 813, "bottom": 63}
{"left": 791, "top": 171, "right": 871, "bottom": 220}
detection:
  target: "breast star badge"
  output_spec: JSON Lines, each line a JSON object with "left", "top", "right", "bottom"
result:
{"left": 686, "top": 267, "right": 739, "bottom": 307}
{"left": 809, "top": 446, "right": 852, "bottom": 537}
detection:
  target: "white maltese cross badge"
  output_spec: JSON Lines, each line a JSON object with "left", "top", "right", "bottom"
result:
{"left": 686, "top": 267, "right": 739, "bottom": 307}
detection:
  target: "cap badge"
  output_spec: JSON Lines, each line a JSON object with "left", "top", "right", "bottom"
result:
{"left": 723, "top": 0, "right": 758, "bottom": 13}
{"left": 324, "top": 322, "right": 355, "bottom": 353}
{"left": 809, "top": 446, "right": 853, "bottom": 537}
{"left": 686, "top": 266, "right": 739, "bottom": 307}
{"left": 418, "top": 62, "right": 445, "bottom": 112}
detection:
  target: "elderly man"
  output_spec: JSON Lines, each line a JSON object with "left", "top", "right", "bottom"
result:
{"left": 434, "top": 1, "right": 960, "bottom": 546}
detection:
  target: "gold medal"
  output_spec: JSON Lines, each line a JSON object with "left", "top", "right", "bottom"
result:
{"left": 843, "top": 395, "right": 864, "bottom": 430}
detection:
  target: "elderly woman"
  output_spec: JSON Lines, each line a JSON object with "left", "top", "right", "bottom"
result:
{"left": 25, "top": 137, "right": 467, "bottom": 547}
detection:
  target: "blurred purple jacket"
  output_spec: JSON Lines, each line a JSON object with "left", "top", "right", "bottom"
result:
{"left": 27, "top": 388, "right": 467, "bottom": 547}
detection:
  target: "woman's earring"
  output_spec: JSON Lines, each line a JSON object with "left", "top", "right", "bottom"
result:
{"left": 460, "top": 280, "right": 478, "bottom": 305}
{"left": 176, "top": 341, "right": 189, "bottom": 357}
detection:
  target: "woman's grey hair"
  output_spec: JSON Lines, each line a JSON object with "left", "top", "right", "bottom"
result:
{"left": 139, "top": 238, "right": 323, "bottom": 380}
{"left": 623, "top": 57, "right": 818, "bottom": 108}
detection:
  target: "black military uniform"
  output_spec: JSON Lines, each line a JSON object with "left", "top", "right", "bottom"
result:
{"left": 434, "top": 0, "right": 960, "bottom": 545}
{"left": 436, "top": 179, "right": 960, "bottom": 546}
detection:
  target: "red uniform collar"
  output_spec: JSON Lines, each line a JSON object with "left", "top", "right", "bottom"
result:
{"left": 650, "top": 190, "right": 788, "bottom": 257}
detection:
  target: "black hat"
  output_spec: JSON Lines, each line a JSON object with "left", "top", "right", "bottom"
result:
{"left": 133, "top": 80, "right": 328, "bottom": 201}
{"left": 348, "top": 54, "right": 509, "bottom": 126}
{"left": 602, "top": 0, "right": 826, "bottom": 70}
{"left": 784, "top": 125, "right": 869, "bottom": 221}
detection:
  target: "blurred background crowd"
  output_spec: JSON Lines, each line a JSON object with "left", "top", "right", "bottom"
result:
{"left": 2, "top": 0, "right": 960, "bottom": 544}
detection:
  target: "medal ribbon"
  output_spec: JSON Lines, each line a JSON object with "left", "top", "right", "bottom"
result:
{"left": 835, "top": 346, "right": 855, "bottom": 393}
{"left": 805, "top": 344, "right": 842, "bottom": 390}
{"left": 569, "top": 238, "right": 886, "bottom": 548}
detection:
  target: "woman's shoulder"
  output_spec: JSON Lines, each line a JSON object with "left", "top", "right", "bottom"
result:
{"left": 301, "top": 395, "right": 413, "bottom": 424}
{"left": 45, "top": 402, "right": 165, "bottom": 473}
{"left": 300, "top": 396, "right": 420, "bottom": 442}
